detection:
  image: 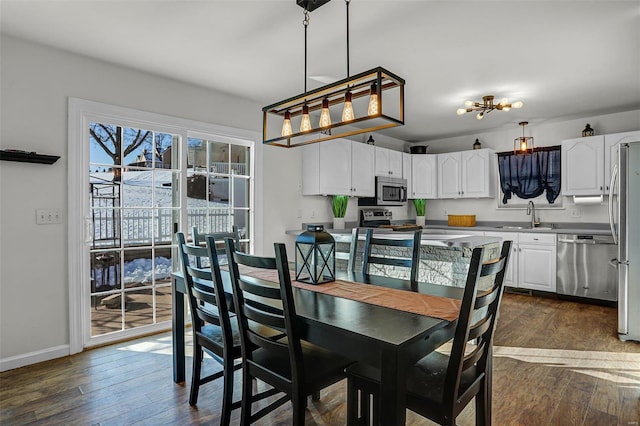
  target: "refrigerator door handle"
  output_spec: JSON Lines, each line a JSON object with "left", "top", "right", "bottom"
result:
{"left": 608, "top": 164, "right": 619, "bottom": 245}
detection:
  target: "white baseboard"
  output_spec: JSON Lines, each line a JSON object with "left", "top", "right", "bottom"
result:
{"left": 0, "top": 345, "right": 70, "bottom": 372}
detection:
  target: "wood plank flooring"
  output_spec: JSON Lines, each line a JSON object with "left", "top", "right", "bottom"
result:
{"left": 1, "top": 293, "right": 639, "bottom": 425}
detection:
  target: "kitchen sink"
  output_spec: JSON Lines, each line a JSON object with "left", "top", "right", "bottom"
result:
{"left": 496, "top": 225, "right": 526, "bottom": 230}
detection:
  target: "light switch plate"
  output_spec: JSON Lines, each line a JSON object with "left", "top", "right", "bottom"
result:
{"left": 36, "top": 208, "right": 63, "bottom": 224}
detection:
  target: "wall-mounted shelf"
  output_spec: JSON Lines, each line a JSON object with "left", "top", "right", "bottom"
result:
{"left": 0, "top": 150, "right": 61, "bottom": 165}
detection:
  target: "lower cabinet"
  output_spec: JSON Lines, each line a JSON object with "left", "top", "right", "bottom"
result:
{"left": 483, "top": 232, "right": 556, "bottom": 292}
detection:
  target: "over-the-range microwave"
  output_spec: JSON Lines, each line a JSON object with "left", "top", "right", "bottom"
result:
{"left": 358, "top": 176, "right": 408, "bottom": 206}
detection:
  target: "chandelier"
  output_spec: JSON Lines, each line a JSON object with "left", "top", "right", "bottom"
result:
{"left": 456, "top": 95, "right": 523, "bottom": 120}
{"left": 514, "top": 121, "right": 534, "bottom": 154}
{"left": 262, "top": 0, "right": 405, "bottom": 148}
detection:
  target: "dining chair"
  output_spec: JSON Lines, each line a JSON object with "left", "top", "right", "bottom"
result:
{"left": 333, "top": 227, "right": 360, "bottom": 272}
{"left": 191, "top": 225, "right": 241, "bottom": 267}
{"left": 346, "top": 240, "right": 512, "bottom": 426}
{"left": 361, "top": 228, "right": 422, "bottom": 283}
{"left": 225, "top": 238, "right": 353, "bottom": 426}
{"left": 177, "top": 232, "right": 242, "bottom": 425}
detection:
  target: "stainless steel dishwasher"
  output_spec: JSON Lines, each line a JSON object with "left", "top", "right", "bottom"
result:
{"left": 556, "top": 234, "right": 618, "bottom": 302}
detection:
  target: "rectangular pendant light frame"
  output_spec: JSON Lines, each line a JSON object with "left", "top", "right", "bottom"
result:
{"left": 262, "top": 67, "right": 405, "bottom": 148}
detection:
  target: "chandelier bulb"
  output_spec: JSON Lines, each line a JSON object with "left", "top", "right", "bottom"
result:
{"left": 500, "top": 98, "right": 509, "bottom": 106}
{"left": 300, "top": 104, "right": 312, "bottom": 133}
{"left": 367, "top": 83, "right": 379, "bottom": 116}
{"left": 512, "top": 101, "right": 524, "bottom": 109}
{"left": 464, "top": 100, "right": 474, "bottom": 108}
{"left": 342, "top": 91, "right": 355, "bottom": 122}
{"left": 319, "top": 98, "right": 332, "bottom": 128}
{"left": 476, "top": 112, "right": 484, "bottom": 120}
{"left": 281, "top": 110, "right": 293, "bottom": 137}
{"left": 456, "top": 108, "right": 467, "bottom": 116}
{"left": 502, "top": 106, "right": 511, "bottom": 112}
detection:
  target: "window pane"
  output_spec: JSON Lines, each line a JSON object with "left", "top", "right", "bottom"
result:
{"left": 90, "top": 122, "right": 121, "bottom": 167}
{"left": 91, "top": 251, "right": 122, "bottom": 292}
{"left": 155, "top": 284, "right": 173, "bottom": 323}
{"left": 155, "top": 208, "right": 177, "bottom": 244}
{"left": 230, "top": 144, "right": 250, "bottom": 176}
{"left": 122, "top": 168, "right": 152, "bottom": 208}
{"left": 209, "top": 141, "right": 229, "bottom": 174}
{"left": 154, "top": 170, "right": 176, "bottom": 208}
{"left": 123, "top": 249, "right": 153, "bottom": 289}
{"left": 154, "top": 132, "right": 177, "bottom": 169}
{"left": 232, "top": 176, "right": 250, "bottom": 208}
{"left": 123, "top": 127, "right": 154, "bottom": 167}
{"left": 124, "top": 288, "right": 154, "bottom": 329}
{"left": 188, "top": 138, "right": 206, "bottom": 170}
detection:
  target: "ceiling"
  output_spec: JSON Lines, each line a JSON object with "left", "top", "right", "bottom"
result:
{"left": 1, "top": 0, "right": 639, "bottom": 143}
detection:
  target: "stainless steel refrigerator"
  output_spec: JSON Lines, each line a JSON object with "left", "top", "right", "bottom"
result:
{"left": 611, "top": 141, "right": 640, "bottom": 342}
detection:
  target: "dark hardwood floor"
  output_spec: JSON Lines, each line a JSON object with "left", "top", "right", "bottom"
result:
{"left": 1, "top": 293, "right": 639, "bottom": 425}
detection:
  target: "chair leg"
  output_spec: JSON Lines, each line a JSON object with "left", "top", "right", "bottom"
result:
{"left": 189, "top": 346, "right": 203, "bottom": 406}
{"left": 240, "top": 367, "right": 253, "bottom": 426}
{"left": 476, "top": 378, "right": 489, "bottom": 426}
{"left": 220, "top": 358, "right": 235, "bottom": 426}
{"left": 292, "top": 393, "right": 306, "bottom": 426}
{"left": 347, "top": 377, "right": 358, "bottom": 426}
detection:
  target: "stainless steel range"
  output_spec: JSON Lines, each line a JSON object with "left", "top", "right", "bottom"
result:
{"left": 359, "top": 208, "right": 392, "bottom": 227}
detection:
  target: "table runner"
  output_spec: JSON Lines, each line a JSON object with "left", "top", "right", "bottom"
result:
{"left": 235, "top": 266, "right": 461, "bottom": 322}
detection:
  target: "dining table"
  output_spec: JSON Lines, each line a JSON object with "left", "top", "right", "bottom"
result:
{"left": 171, "top": 267, "right": 466, "bottom": 425}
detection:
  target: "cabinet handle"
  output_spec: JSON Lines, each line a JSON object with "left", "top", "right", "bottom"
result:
{"left": 600, "top": 186, "right": 603, "bottom": 190}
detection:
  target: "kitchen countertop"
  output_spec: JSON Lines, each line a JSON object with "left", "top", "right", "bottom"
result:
{"left": 286, "top": 220, "right": 613, "bottom": 236}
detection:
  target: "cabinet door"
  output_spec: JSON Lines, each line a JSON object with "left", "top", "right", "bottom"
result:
{"left": 518, "top": 243, "right": 557, "bottom": 292}
{"left": 388, "top": 150, "right": 403, "bottom": 177}
{"left": 411, "top": 154, "right": 437, "bottom": 199}
{"left": 301, "top": 143, "right": 320, "bottom": 195}
{"left": 484, "top": 232, "right": 518, "bottom": 288}
{"left": 604, "top": 131, "right": 640, "bottom": 194}
{"left": 562, "top": 136, "right": 605, "bottom": 195}
{"left": 461, "top": 149, "right": 494, "bottom": 198}
{"left": 351, "top": 142, "right": 375, "bottom": 196}
{"left": 437, "top": 153, "right": 461, "bottom": 198}
{"left": 403, "top": 153, "right": 412, "bottom": 194}
{"left": 374, "top": 147, "right": 390, "bottom": 176}
{"left": 318, "top": 139, "right": 352, "bottom": 195}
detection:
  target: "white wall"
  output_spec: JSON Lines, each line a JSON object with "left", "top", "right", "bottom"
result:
{"left": 0, "top": 35, "right": 290, "bottom": 366}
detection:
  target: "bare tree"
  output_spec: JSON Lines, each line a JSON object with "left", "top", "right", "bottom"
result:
{"left": 90, "top": 123, "right": 152, "bottom": 181}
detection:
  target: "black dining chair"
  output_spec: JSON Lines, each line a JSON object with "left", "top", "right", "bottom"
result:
{"left": 361, "top": 228, "right": 422, "bottom": 283}
{"left": 225, "top": 238, "right": 353, "bottom": 425}
{"left": 333, "top": 227, "right": 360, "bottom": 272}
{"left": 346, "top": 240, "right": 512, "bottom": 426}
{"left": 191, "top": 225, "right": 241, "bottom": 267}
{"left": 176, "top": 232, "right": 243, "bottom": 425}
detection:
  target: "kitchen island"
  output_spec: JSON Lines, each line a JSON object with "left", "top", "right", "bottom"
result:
{"left": 286, "top": 227, "right": 502, "bottom": 288}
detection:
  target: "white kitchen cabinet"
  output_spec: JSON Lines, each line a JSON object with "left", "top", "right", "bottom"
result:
{"left": 437, "top": 149, "right": 495, "bottom": 199}
{"left": 517, "top": 233, "right": 556, "bottom": 292}
{"left": 484, "top": 232, "right": 518, "bottom": 288}
{"left": 302, "top": 139, "right": 375, "bottom": 196}
{"left": 410, "top": 154, "right": 438, "bottom": 199}
{"left": 375, "top": 146, "right": 403, "bottom": 177}
{"left": 562, "top": 135, "right": 605, "bottom": 196}
{"left": 562, "top": 131, "right": 640, "bottom": 196}
{"left": 403, "top": 153, "right": 412, "bottom": 193}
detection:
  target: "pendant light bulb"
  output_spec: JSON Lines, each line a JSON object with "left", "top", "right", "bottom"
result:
{"left": 319, "top": 98, "right": 331, "bottom": 128}
{"left": 342, "top": 91, "right": 355, "bottom": 122}
{"left": 281, "top": 110, "right": 293, "bottom": 137}
{"left": 476, "top": 112, "right": 484, "bottom": 120}
{"left": 520, "top": 139, "right": 527, "bottom": 152}
{"left": 367, "top": 83, "right": 379, "bottom": 116}
{"left": 300, "top": 104, "right": 312, "bottom": 133}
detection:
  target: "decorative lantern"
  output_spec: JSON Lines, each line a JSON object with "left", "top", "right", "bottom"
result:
{"left": 473, "top": 138, "right": 481, "bottom": 150}
{"left": 582, "top": 124, "right": 595, "bottom": 137}
{"left": 295, "top": 224, "right": 335, "bottom": 284}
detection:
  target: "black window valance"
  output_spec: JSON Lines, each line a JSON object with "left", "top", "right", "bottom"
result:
{"left": 497, "top": 146, "right": 561, "bottom": 204}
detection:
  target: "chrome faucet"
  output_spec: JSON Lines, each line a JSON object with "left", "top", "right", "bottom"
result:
{"left": 527, "top": 200, "right": 540, "bottom": 228}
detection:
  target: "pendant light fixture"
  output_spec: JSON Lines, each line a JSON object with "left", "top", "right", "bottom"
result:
{"left": 514, "top": 121, "right": 534, "bottom": 154}
{"left": 262, "top": 0, "right": 405, "bottom": 148}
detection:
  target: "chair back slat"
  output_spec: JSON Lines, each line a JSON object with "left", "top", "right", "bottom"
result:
{"left": 442, "top": 240, "right": 512, "bottom": 415}
{"left": 239, "top": 277, "right": 282, "bottom": 299}
{"left": 362, "top": 229, "right": 422, "bottom": 283}
{"left": 192, "top": 226, "right": 241, "bottom": 267}
{"left": 242, "top": 303, "right": 286, "bottom": 330}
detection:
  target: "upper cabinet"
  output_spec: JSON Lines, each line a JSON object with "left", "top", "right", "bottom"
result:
{"left": 562, "top": 131, "right": 640, "bottom": 196}
{"left": 375, "top": 146, "right": 403, "bottom": 177}
{"left": 437, "top": 149, "right": 495, "bottom": 199}
{"left": 402, "top": 153, "right": 412, "bottom": 191}
{"left": 302, "top": 139, "right": 375, "bottom": 197}
{"left": 410, "top": 154, "right": 438, "bottom": 199}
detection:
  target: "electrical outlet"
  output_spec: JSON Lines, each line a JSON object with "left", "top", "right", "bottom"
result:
{"left": 36, "top": 208, "right": 63, "bottom": 225}
{"left": 571, "top": 207, "right": 581, "bottom": 218}
{"left": 311, "top": 209, "right": 316, "bottom": 218}
{"left": 443, "top": 209, "right": 448, "bottom": 216}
